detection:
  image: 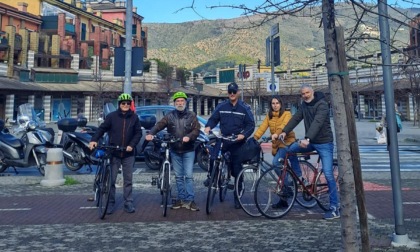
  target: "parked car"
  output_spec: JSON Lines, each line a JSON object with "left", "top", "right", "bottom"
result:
{"left": 135, "top": 105, "right": 220, "bottom": 159}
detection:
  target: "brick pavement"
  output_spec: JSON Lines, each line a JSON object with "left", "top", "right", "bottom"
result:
{"left": 0, "top": 173, "right": 420, "bottom": 251}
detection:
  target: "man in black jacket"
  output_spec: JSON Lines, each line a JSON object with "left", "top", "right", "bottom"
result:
{"left": 145, "top": 92, "right": 201, "bottom": 211}
{"left": 280, "top": 84, "right": 339, "bottom": 220}
{"left": 204, "top": 82, "right": 255, "bottom": 209}
{"left": 89, "top": 93, "right": 142, "bottom": 214}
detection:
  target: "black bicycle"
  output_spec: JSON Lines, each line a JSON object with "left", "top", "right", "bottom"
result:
{"left": 149, "top": 134, "right": 180, "bottom": 217}
{"left": 205, "top": 134, "right": 237, "bottom": 215}
{"left": 93, "top": 145, "right": 124, "bottom": 219}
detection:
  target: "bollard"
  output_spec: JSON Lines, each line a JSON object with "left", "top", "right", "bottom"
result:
{"left": 40, "top": 148, "right": 65, "bottom": 187}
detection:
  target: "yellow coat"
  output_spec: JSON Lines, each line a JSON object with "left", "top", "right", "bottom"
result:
{"left": 254, "top": 111, "right": 296, "bottom": 156}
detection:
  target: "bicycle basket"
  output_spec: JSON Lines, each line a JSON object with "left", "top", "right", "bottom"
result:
{"left": 240, "top": 138, "right": 261, "bottom": 163}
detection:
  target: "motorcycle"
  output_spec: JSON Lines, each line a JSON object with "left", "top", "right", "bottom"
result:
{"left": 0, "top": 119, "right": 48, "bottom": 175}
{"left": 143, "top": 130, "right": 216, "bottom": 171}
{"left": 59, "top": 104, "right": 113, "bottom": 172}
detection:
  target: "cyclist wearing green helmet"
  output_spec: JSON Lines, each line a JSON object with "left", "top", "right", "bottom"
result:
{"left": 146, "top": 91, "right": 201, "bottom": 211}
{"left": 118, "top": 93, "right": 132, "bottom": 102}
{"left": 172, "top": 91, "right": 188, "bottom": 102}
{"left": 89, "top": 92, "right": 141, "bottom": 214}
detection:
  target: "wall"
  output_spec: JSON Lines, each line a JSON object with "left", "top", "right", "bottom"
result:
{"left": 1, "top": 0, "right": 42, "bottom": 16}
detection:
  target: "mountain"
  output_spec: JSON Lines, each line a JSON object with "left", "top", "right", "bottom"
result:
{"left": 144, "top": 5, "right": 418, "bottom": 74}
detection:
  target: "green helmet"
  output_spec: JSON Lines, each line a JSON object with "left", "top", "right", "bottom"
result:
{"left": 172, "top": 91, "right": 187, "bottom": 101}
{"left": 118, "top": 93, "right": 132, "bottom": 101}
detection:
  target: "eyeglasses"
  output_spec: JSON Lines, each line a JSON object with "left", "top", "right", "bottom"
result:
{"left": 228, "top": 90, "right": 237, "bottom": 94}
{"left": 120, "top": 102, "right": 131, "bottom": 106}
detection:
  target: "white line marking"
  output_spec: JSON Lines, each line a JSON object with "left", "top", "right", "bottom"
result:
{"left": 0, "top": 208, "right": 31, "bottom": 211}
{"left": 403, "top": 202, "right": 420, "bottom": 205}
{"left": 367, "top": 213, "right": 376, "bottom": 220}
{"left": 79, "top": 206, "right": 97, "bottom": 209}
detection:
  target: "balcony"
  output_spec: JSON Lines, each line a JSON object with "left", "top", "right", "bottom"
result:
{"left": 41, "top": 16, "right": 75, "bottom": 35}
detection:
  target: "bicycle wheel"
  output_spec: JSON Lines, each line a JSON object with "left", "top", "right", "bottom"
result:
{"left": 206, "top": 161, "right": 219, "bottom": 214}
{"left": 314, "top": 164, "right": 339, "bottom": 211}
{"left": 255, "top": 167, "right": 297, "bottom": 219}
{"left": 98, "top": 165, "right": 112, "bottom": 219}
{"left": 94, "top": 163, "right": 104, "bottom": 207}
{"left": 295, "top": 161, "right": 317, "bottom": 209}
{"left": 219, "top": 160, "right": 229, "bottom": 202}
{"left": 162, "top": 164, "right": 170, "bottom": 217}
{"left": 235, "top": 165, "right": 261, "bottom": 217}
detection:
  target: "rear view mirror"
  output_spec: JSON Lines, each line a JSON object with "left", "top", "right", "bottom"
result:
{"left": 139, "top": 115, "right": 156, "bottom": 130}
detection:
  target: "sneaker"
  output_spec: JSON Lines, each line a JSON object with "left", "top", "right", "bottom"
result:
{"left": 279, "top": 186, "right": 293, "bottom": 197}
{"left": 106, "top": 203, "right": 115, "bottom": 215}
{"left": 324, "top": 207, "right": 340, "bottom": 220}
{"left": 124, "top": 202, "right": 135, "bottom": 213}
{"left": 171, "top": 200, "right": 183, "bottom": 209}
{"left": 203, "top": 177, "right": 211, "bottom": 187}
{"left": 184, "top": 201, "right": 200, "bottom": 211}
{"left": 272, "top": 199, "right": 288, "bottom": 209}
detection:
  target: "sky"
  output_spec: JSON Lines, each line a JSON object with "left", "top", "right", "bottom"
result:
{"left": 134, "top": 0, "right": 417, "bottom": 23}
{"left": 135, "top": 0, "right": 261, "bottom": 23}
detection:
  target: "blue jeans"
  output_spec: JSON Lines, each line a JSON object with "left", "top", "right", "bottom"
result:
{"left": 170, "top": 150, "right": 195, "bottom": 202}
{"left": 273, "top": 147, "right": 301, "bottom": 177}
{"left": 287, "top": 141, "right": 339, "bottom": 209}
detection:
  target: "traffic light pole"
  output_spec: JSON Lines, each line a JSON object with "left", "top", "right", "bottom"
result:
{"left": 270, "top": 35, "right": 275, "bottom": 96}
{"left": 123, "top": 0, "right": 133, "bottom": 95}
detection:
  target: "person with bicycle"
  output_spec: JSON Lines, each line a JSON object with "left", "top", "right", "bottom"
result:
{"left": 279, "top": 84, "right": 340, "bottom": 219}
{"left": 204, "top": 82, "right": 255, "bottom": 209}
{"left": 253, "top": 95, "right": 301, "bottom": 209}
{"left": 88, "top": 93, "right": 142, "bottom": 214}
{"left": 145, "top": 92, "right": 201, "bottom": 211}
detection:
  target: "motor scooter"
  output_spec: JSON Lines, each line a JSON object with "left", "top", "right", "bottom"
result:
{"left": 59, "top": 103, "right": 113, "bottom": 171}
{"left": 0, "top": 119, "right": 48, "bottom": 175}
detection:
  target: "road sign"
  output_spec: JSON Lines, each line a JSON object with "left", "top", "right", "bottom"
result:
{"left": 254, "top": 72, "right": 271, "bottom": 79}
{"left": 266, "top": 78, "right": 279, "bottom": 92}
{"left": 271, "top": 23, "right": 279, "bottom": 36}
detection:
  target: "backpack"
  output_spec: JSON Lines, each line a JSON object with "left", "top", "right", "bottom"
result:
{"left": 396, "top": 114, "right": 402, "bottom": 132}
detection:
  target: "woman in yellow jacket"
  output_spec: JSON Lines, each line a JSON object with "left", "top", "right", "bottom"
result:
{"left": 253, "top": 96, "right": 301, "bottom": 208}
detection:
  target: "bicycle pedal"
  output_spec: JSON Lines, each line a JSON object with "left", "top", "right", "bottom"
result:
{"left": 227, "top": 184, "right": 234, "bottom": 190}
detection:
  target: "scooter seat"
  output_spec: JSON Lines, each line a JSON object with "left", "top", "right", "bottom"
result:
{"left": 0, "top": 132, "right": 23, "bottom": 148}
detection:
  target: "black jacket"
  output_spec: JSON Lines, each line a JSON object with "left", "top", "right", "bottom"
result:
{"left": 205, "top": 100, "right": 255, "bottom": 140}
{"left": 91, "top": 108, "right": 142, "bottom": 157}
{"left": 283, "top": 92, "right": 333, "bottom": 144}
{"left": 149, "top": 109, "right": 200, "bottom": 153}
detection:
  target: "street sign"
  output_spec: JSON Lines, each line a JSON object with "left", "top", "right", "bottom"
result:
{"left": 266, "top": 78, "right": 279, "bottom": 92}
{"left": 271, "top": 23, "right": 279, "bottom": 36}
{"left": 254, "top": 72, "right": 271, "bottom": 79}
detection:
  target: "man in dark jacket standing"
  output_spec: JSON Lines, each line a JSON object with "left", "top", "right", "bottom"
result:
{"left": 280, "top": 84, "right": 339, "bottom": 219}
{"left": 89, "top": 93, "right": 142, "bottom": 214}
{"left": 146, "top": 92, "right": 201, "bottom": 211}
{"left": 204, "top": 82, "right": 255, "bottom": 209}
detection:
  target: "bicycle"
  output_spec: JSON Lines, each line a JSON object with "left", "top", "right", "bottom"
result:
{"left": 150, "top": 133, "right": 180, "bottom": 217}
{"left": 254, "top": 146, "right": 339, "bottom": 219}
{"left": 235, "top": 138, "right": 323, "bottom": 217}
{"left": 205, "top": 134, "right": 237, "bottom": 215}
{"left": 93, "top": 145, "right": 125, "bottom": 220}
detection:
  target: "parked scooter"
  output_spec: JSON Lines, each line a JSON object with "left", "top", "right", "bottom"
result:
{"left": 8, "top": 103, "right": 55, "bottom": 146}
{"left": 0, "top": 119, "right": 48, "bottom": 175}
{"left": 59, "top": 103, "right": 114, "bottom": 172}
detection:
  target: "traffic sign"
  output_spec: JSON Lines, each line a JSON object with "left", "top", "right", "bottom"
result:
{"left": 254, "top": 73, "right": 271, "bottom": 78}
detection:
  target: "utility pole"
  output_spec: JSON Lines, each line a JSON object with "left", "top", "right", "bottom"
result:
{"left": 378, "top": 0, "right": 418, "bottom": 248}
{"left": 123, "top": 0, "right": 133, "bottom": 95}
